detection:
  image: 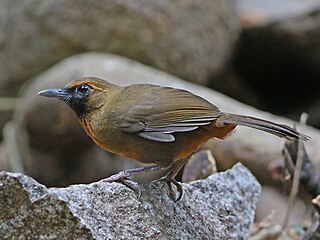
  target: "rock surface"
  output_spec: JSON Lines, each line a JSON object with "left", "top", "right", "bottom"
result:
{"left": 0, "top": 163, "right": 260, "bottom": 239}
{"left": 0, "top": 0, "right": 239, "bottom": 97}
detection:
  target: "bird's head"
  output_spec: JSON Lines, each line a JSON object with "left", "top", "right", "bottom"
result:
{"left": 38, "top": 77, "right": 119, "bottom": 117}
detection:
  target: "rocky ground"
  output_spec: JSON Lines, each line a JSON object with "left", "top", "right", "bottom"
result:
{"left": 0, "top": 164, "right": 260, "bottom": 239}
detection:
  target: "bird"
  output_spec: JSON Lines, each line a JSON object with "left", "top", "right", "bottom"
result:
{"left": 38, "top": 77, "right": 309, "bottom": 200}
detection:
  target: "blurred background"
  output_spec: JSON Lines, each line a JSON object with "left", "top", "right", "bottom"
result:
{"left": 1, "top": 0, "right": 320, "bottom": 238}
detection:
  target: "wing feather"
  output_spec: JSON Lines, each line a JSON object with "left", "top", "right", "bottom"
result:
{"left": 117, "top": 85, "right": 221, "bottom": 142}
{"left": 138, "top": 132, "right": 175, "bottom": 142}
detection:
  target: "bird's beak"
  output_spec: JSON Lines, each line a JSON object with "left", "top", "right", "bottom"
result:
{"left": 37, "top": 88, "right": 69, "bottom": 100}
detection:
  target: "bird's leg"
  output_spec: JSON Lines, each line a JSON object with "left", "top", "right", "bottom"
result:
{"left": 154, "top": 158, "right": 189, "bottom": 201}
{"left": 103, "top": 164, "right": 162, "bottom": 198}
{"left": 104, "top": 165, "right": 162, "bottom": 182}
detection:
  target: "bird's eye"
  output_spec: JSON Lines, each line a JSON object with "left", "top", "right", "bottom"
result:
{"left": 76, "top": 84, "right": 91, "bottom": 95}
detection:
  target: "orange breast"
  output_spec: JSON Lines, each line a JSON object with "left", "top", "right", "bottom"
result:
{"left": 79, "top": 117, "right": 143, "bottom": 160}
{"left": 79, "top": 117, "right": 237, "bottom": 166}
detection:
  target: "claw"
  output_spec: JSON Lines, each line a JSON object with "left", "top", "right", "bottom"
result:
{"left": 101, "top": 162, "right": 186, "bottom": 201}
{"left": 152, "top": 158, "right": 188, "bottom": 201}
{"left": 104, "top": 176, "right": 142, "bottom": 199}
{"left": 117, "top": 178, "right": 142, "bottom": 199}
{"left": 102, "top": 165, "right": 162, "bottom": 199}
{"left": 171, "top": 179, "right": 183, "bottom": 201}
{"left": 153, "top": 176, "right": 183, "bottom": 201}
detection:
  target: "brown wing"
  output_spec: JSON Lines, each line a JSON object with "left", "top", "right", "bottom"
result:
{"left": 117, "top": 85, "right": 222, "bottom": 142}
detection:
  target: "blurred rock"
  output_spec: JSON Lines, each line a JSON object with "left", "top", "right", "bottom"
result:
{"left": 0, "top": 163, "right": 261, "bottom": 239}
{"left": 208, "top": 69, "right": 264, "bottom": 110}
{"left": 3, "top": 52, "right": 320, "bottom": 187}
{"left": 255, "top": 186, "right": 311, "bottom": 226}
{"left": 0, "top": 144, "right": 10, "bottom": 171}
{"left": 0, "top": 97, "right": 19, "bottom": 141}
{"left": 0, "top": 0, "right": 239, "bottom": 98}
{"left": 302, "top": 103, "right": 320, "bottom": 130}
{"left": 238, "top": 0, "right": 320, "bottom": 24}
{"left": 234, "top": 0, "right": 320, "bottom": 118}
{"left": 182, "top": 150, "right": 217, "bottom": 183}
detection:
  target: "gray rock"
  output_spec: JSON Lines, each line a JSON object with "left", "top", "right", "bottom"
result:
{"left": 0, "top": 163, "right": 260, "bottom": 239}
{"left": 0, "top": 0, "right": 239, "bottom": 97}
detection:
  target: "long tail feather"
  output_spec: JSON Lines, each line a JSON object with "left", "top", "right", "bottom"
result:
{"left": 222, "top": 114, "right": 310, "bottom": 141}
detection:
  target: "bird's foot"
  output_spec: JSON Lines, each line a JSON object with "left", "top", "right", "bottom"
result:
{"left": 153, "top": 175, "right": 183, "bottom": 201}
{"left": 102, "top": 165, "right": 162, "bottom": 199}
{"left": 152, "top": 158, "right": 188, "bottom": 201}
{"left": 103, "top": 173, "right": 142, "bottom": 199}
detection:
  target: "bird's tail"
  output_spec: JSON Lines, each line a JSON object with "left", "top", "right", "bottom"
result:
{"left": 221, "top": 114, "right": 309, "bottom": 141}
